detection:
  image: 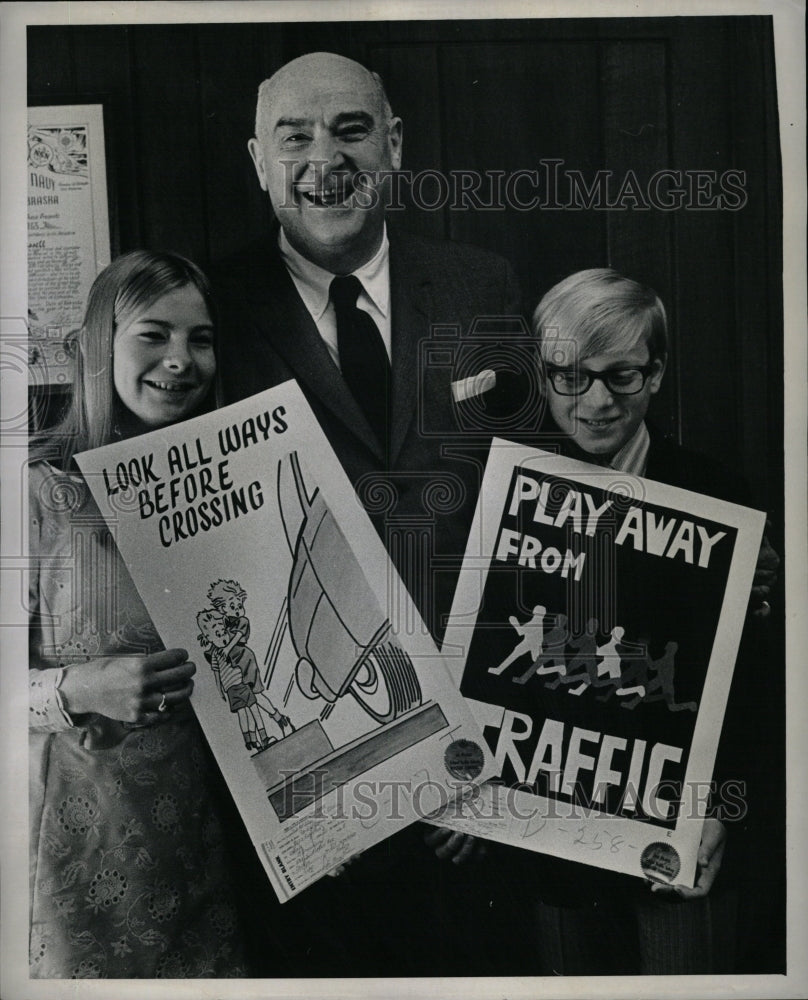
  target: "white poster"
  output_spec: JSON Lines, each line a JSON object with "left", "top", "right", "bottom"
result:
{"left": 75, "top": 381, "right": 494, "bottom": 902}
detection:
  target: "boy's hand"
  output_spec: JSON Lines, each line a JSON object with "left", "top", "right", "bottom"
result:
{"left": 423, "top": 827, "right": 487, "bottom": 864}
{"left": 649, "top": 818, "right": 726, "bottom": 899}
{"left": 326, "top": 853, "right": 361, "bottom": 877}
{"left": 749, "top": 530, "right": 779, "bottom": 618}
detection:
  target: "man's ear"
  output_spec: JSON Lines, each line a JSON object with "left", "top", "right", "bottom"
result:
{"left": 648, "top": 354, "right": 667, "bottom": 394}
{"left": 387, "top": 117, "right": 403, "bottom": 170}
{"left": 248, "top": 138, "right": 268, "bottom": 192}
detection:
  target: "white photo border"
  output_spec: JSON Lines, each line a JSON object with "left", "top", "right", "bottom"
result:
{"left": 1, "top": 2, "right": 805, "bottom": 999}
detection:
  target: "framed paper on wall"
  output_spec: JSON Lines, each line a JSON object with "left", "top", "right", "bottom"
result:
{"left": 27, "top": 103, "right": 110, "bottom": 397}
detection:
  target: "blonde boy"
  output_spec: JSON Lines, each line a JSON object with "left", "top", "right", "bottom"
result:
{"left": 527, "top": 268, "right": 778, "bottom": 974}
{"left": 534, "top": 268, "right": 666, "bottom": 472}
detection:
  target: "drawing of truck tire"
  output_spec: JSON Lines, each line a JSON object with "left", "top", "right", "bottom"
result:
{"left": 350, "top": 643, "right": 422, "bottom": 724}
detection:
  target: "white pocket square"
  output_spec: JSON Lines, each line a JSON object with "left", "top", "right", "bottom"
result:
{"left": 451, "top": 369, "right": 496, "bottom": 403}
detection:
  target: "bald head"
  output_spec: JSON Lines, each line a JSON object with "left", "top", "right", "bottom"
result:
{"left": 255, "top": 52, "right": 393, "bottom": 142}
{"left": 247, "top": 50, "right": 403, "bottom": 273}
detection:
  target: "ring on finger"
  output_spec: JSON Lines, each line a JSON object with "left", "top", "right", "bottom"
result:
{"left": 157, "top": 692, "right": 168, "bottom": 713}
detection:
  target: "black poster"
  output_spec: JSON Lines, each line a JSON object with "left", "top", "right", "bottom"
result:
{"left": 440, "top": 444, "right": 763, "bottom": 886}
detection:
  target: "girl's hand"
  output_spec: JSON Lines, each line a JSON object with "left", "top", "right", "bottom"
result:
{"left": 59, "top": 648, "right": 195, "bottom": 725}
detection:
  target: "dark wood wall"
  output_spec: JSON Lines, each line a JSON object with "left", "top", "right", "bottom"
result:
{"left": 28, "top": 16, "right": 783, "bottom": 520}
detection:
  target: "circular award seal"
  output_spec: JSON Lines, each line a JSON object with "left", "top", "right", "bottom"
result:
{"left": 640, "top": 841, "right": 682, "bottom": 884}
{"left": 28, "top": 141, "right": 53, "bottom": 168}
{"left": 444, "top": 739, "right": 484, "bottom": 781}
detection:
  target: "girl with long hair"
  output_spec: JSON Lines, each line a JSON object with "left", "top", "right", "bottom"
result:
{"left": 28, "top": 250, "right": 246, "bottom": 978}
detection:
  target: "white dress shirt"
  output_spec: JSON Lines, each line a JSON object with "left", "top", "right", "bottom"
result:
{"left": 609, "top": 421, "right": 651, "bottom": 476}
{"left": 278, "top": 226, "right": 392, "bottom": 370}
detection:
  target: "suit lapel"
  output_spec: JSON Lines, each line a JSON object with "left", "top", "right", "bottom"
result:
{"left": 389, "top": 232, "right": 431, "bottom": 464}
{"left": 247, "top": 238, "right": 383, "bottom": 459}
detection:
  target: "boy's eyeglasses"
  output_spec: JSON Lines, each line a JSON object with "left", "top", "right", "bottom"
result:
{"left": 545, "top": 364, "right": 657, "bottom": 396}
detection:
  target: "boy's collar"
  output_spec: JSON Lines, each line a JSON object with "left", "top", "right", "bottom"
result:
{"left": 547, "top": 420, "right": 650, "bottom": 476}
{"left": 609, "top": 422, "right": 650, "bottom": 476}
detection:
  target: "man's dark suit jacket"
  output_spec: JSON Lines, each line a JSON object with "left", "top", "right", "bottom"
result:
{"left": 210, "top": 226, "right": 532, "bottom": 977}
{"left": 212, "top": 224, "right": 523, "bottom": 639}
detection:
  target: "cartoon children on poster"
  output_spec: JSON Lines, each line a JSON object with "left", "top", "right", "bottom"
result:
{"left": 197, "top": 580, "right": 293, "bottom": 752}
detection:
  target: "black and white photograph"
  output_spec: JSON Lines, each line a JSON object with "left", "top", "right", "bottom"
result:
{"left": 0, "top": 1, "right": 805, "bottom": 998}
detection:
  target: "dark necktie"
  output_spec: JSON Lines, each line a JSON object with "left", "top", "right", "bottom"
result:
{"left": 330, "top": 274, "right": 391, "bottom": 450}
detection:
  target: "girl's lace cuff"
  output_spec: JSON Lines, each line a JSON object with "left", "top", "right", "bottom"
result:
{"left": 30, "top": 667, "right": 75, "bottom": 731}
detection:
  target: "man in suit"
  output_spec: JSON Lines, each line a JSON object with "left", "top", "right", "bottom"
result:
{"left": 212, "top": 51, "right": 532, "bottom": 976}
{"left": 214, "top": 52, "right": 524, "bottom": 639}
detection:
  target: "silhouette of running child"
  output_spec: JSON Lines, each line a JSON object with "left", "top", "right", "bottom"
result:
{"left": 547, "top": 617, "right": 599, "bottom": 692}
{"left": 513, "top": 613, "right": 569, "bottom": 684}
{"left": 619, "top": 641, "right": 697, "bottom": 712}
{"left": 489, "top": 605, "right": 547, "bottom": 675}
{"left": 596, "top": 632, "right": 649, "bottom": 703}
{"left": 566, "top": 623, "right": 632, "bottom": 697}
{"left": 595, "top": 626, "right": 626, "bottom": 682}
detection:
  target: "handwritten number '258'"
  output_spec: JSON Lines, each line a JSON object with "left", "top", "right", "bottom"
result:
{"left": 573, "top": 826, "right": 625, "bottom": 853}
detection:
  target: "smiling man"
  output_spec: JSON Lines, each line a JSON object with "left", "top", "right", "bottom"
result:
{"left": 248, "top": 52, "right": 401, "bottom": 274}
{"left": 214, "top": 51, "right": 521, "bottom": 631}
{"left": 211, "top": 51, "right": 526, "bottom": 978}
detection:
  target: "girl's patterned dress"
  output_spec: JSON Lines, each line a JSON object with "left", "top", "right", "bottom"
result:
{"left": 28, "top": 461, "right": 247, "bottom": 978}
